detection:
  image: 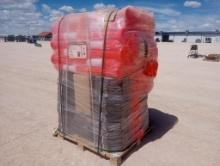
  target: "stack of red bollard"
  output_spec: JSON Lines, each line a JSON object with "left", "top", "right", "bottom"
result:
{"left": 51, "top": 6, "right": 158, "bottom": 152}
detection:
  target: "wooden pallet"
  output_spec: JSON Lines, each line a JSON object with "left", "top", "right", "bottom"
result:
{"left": 53, "top": 127, "right": 152, "bottom": 166}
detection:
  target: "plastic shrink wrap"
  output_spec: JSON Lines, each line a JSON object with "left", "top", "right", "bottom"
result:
{"left": 51, "top": 6, "right": 158, "bottom": 152}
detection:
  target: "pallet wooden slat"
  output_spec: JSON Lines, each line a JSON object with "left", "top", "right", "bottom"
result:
{"left": 53, "top": 127, "right": 152, "bottom": 166}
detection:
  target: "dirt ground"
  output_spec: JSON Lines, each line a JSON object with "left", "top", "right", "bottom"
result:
{"left": 0, "top": 42, "right": 220, "bottom": 166}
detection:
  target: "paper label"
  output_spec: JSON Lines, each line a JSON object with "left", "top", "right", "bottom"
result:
{"left": 68, "top": 43, "right": 87, "bottom": 59}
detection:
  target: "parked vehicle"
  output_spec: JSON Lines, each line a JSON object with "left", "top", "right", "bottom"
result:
{"left": 15, "top": 35, "right": 27, "bottom": 42}
{"left": 27, "top": 36, "right": 37, "bottom": 43}
{"left": 5, "top": 35, "right": 16, "bottom": 42}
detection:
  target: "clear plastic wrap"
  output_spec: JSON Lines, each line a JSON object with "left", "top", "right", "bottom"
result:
{"left": 51, "top": 6, "right": 158, "bottom": 152}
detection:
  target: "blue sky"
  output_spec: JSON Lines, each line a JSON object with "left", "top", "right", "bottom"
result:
{"left": 0, "top": 0, "right": 220, "bottom": 34}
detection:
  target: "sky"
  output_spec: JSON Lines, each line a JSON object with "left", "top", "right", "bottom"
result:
{"left": 0, "top": 0, "right": 220, "bottom": 35}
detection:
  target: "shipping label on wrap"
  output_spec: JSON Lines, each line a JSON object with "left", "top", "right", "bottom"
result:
{"left": 68, "top": 43, "right": 87, "bottom": 59}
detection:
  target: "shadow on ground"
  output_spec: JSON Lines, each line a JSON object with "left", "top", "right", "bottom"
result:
{"left": 143, "top": 108, "right": 178, "bottom": 144}
{"left": 122, "top": 108, "right": 178, "bottom": 163}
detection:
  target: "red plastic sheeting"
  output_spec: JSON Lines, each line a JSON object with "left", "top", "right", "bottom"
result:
{"left": 51, "top": 6, "right": 158, "bottom": 79}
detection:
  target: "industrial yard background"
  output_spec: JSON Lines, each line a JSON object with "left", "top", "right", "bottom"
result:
{"left": 0, "top": 42, "right": 219, "bottom": 166}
